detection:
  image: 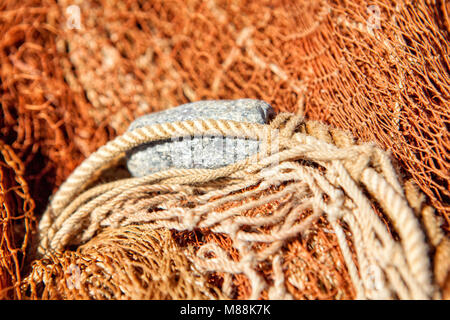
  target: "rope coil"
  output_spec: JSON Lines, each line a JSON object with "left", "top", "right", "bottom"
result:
{"left": 35, "top": 113, "right": 439, "bottom": 299}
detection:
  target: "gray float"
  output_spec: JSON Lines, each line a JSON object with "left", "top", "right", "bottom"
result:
{"left": 126, "top": 99, "right": 274, "bottom": 177}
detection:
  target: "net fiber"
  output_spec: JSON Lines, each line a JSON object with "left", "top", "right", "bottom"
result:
{"left": 0, "top": 0, "right": 449, "bottom": 300}
{"left": 0, "top": 141, "right": 35, "bottom": 299}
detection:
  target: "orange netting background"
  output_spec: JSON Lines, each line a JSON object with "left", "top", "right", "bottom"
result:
{"left": 0, "top": 0, "right": 449, "bottom": 299}
{"left": 0, "top": 141, "right": 35, "bottom": 299}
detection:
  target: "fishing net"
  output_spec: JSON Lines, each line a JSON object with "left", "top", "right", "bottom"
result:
{"left": 21, "top": 226, "right": 221, "bottom": 300}
{"left": 0, "top": 141, "right": 35, "bottom": 299}
{"left": 0, "top": 0, "right": 449, "bottom": 300}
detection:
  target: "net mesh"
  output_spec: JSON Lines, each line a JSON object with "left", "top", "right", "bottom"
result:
{"left": 0, "top": 0, "right": 449, "bottom": 300}
{"left": 0, "top": 141, "right": 35, "bottom": 299}
{"left": 21, "top": 226, "right": 220, "bottom": 300}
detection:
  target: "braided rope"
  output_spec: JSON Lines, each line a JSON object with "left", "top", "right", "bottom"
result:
{"left": 36, "top": 113, "right": 438, "bottom": 300}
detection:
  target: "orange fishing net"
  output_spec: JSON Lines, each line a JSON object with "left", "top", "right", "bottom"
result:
{"left": 21, "top": 226, "right": 222, "bottom": 300}
{"left": 0, "top": 141, "right": 35, "bottom": 299}
{"left": 0, "top": 0, "right": 449, "bottom": 300}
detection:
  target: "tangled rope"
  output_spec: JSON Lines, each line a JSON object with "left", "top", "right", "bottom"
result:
{"left": 36, "top": 113, "right": 440, "bottom": 299}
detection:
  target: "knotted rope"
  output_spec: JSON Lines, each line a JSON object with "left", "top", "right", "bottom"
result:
{"left": 36, "top": 113, "right": 439, "bottom": 299}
